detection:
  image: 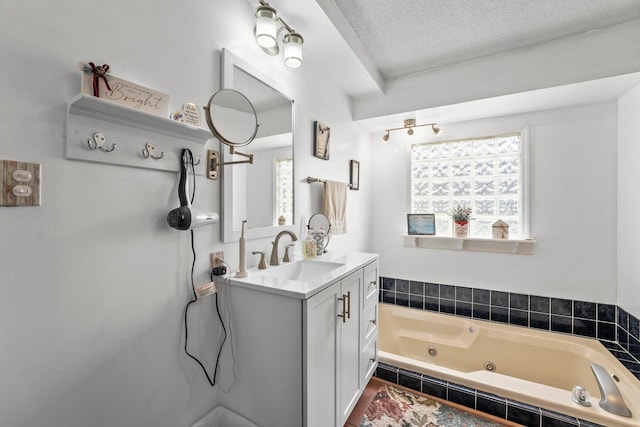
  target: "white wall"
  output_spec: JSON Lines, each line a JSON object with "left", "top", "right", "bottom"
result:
{"left": 370, "top": 102, "right": 619, "bottom": 303}
{"left": 618, "top": 84, "right": 640, "bottom": 319}
{"left": 0, "top": 1, "right": 372, "bottom": 427}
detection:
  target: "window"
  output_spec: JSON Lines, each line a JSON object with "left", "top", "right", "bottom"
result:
{"left": 275, "top": 158, "right": 293, "bottom": 225}
{"left": 410, "top": 133, "right": 526, "bottom": 239}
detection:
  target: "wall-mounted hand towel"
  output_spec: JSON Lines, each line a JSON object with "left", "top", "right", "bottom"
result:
{"left": 323, "top": 180, "right": 348, "bottom": 234}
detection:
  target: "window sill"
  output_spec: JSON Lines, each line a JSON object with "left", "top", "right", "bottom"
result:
{"left": 402, "top": 234, "right": 536, "bottom": 255}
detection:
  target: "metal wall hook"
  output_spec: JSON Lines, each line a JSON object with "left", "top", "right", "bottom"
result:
{"left": 141, "top": 143, "right": 164, "bottom": 159}
{"left": 87, "top": 132, "right": 116, "bottom": 152}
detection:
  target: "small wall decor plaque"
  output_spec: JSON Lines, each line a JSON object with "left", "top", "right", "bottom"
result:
{"left": 313, "top": 121, "right": 330, "bottom": 160}
{"left": 172, "top": 103, "right": 201, "bottom": 126}
{"left": 407, "top": 213, "right": 436, "bottom": 235}
{"left": 80, "top": 64, "right": 169, "bottom": 117}
{"left": 350, "top": 159, "right": 360, "bottom": 190}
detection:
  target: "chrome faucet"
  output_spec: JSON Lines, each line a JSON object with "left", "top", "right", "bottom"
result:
{"left": 270, "top": 230, "right": 298, "bottom": 266}
{"left": 591, "top": 364, "right": 632, "bottom": 417}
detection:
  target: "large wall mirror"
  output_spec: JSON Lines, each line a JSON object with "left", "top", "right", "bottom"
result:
{"left": 220, "top": 49, "right": 295, "bottom": 242}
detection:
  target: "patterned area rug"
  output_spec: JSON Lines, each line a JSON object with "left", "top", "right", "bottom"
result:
{"left": 360, "top": 383, "right": 503, "bottom": 427}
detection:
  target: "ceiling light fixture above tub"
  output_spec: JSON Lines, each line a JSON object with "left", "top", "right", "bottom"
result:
{"left": 381, "top": 119, "right": 442, "bottom": 142}
{"left": 253, "top": 0, "right": 304, "bottom": 68}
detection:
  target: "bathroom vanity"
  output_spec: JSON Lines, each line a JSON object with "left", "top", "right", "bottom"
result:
{"left": 218, "top": 252, "right": 379, "bottom": 427}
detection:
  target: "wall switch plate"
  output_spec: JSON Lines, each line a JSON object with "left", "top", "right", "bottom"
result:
{"left": 211, "top": 251, "right": 224, "bottom": 268}
{"left": 0, "top": 160, "right": 41, "bottom": 207}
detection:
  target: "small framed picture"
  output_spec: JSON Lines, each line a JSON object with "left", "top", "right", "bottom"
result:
{"left": 407, "top": 213, "right": 436, "bottom": 235}
{"left": 349, "top": 159, "right": 360, "bottom": 190}
{"left": 313, "top": 121, "right": 330, "bottom": 160}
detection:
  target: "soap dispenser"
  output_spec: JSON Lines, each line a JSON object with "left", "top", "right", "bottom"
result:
{"left": 303, "top": 233, "right": 316, "bottom": 260}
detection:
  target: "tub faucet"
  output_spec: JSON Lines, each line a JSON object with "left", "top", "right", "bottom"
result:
{"left": 270, "top": 230, "right": 298, "bottom": 266}
{"left": 591, "top": 364, "right": 632, "bottom": 417}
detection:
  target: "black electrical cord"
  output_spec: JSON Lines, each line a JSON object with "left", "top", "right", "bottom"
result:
{"left": 181, "top": 150, "right": 228, "bottom": 387}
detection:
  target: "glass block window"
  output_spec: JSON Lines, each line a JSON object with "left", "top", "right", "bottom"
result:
{"left": 410, "top": 133, "right": 524, "bottom": 238}
{"left": 275, "top": 158, "right": 293, "bottom": 225}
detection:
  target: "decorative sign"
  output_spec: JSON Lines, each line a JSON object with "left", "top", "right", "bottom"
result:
{"left": 492, "top": 219, "right": 509, "bottom": 239}
{"left": 172, "top": 103, "right": 201, "bottom": 126}
{"left": 313, "top": 121, "right": 330, "bottom": 160}
{"left": 82, "top": 73, "right": 170, "bottom": 117}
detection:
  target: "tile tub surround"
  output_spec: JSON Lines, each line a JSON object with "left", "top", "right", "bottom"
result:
{"left": 379, "top": 277, "right": 640, "bottom": 379}
{"left": 375, "top": 362, "right": 607, "bottom": 427}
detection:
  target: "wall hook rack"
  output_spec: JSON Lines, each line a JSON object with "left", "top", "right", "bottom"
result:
{"left": 141, "top": 143, "right": 164, "bottom": 159}
{"left": 87, "top": 132, "right": 116, "bottom": 152}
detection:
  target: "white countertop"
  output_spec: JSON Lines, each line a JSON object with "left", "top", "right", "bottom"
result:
{"left": 226, "top": 251, "right": 379, "bottom": 299}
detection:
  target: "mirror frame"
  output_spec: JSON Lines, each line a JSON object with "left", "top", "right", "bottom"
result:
{"left": 220, "top": 48, "right": 296, "bottom": 242}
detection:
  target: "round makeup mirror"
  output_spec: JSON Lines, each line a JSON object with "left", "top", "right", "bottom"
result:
{"left": 308, "top": 213, "right": 331, "bottom": 255}
{"left": 204, "top": 89, "right": 259, "bottom": 147}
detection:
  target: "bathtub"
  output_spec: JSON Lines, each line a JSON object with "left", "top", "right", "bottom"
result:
{"left": 378, "top": 303, "right": 640, "bottom": 427}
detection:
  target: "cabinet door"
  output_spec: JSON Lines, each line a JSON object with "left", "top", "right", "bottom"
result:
{"left": 305, "top": 282, "right": 340, "bottom": 427}
{"left": 339, "top": 271, "right": 362, "bottom": 425}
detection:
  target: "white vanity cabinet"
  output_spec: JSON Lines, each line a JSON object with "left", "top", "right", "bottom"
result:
{"left": 220, "top": 253, "right": 378, "bottom": 427}
{"left": 305, "top": 269, "right": 363, "bottom": 427}
{"left": 304, "top": 258, "right": 379, "bottom": 426}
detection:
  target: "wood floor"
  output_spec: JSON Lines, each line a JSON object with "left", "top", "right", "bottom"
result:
{"left": 344, "top": 377, "right": 523, "bottom": 427}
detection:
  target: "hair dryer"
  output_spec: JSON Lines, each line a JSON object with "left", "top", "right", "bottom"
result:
{"left": 167, "top": 149, "right": 218, "bottom": 230}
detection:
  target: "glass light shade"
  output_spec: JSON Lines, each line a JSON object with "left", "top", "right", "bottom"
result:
{"left": 255, "top": 7, "right": 278, "bottom": 48}
{"left": 283, "top": 32, "right": 303, "bottom": 68}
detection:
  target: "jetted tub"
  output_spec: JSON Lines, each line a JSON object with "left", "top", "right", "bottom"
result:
{"left": 378, "top": 303, "right": 640, "bottom": 427}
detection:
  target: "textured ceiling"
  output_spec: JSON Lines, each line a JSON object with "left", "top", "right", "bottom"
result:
{"left": 332, "top": 0, "right": 640, "bottom": 79}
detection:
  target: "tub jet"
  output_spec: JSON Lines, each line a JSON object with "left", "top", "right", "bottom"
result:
{"left": 484, "top": 361, "right": 496, "bottom": 372}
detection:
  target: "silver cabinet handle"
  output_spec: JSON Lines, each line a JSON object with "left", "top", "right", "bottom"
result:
{"left": 337, "top": 294, "right": 346, "bottom": 323}
{"left": 346, "top": 291, "right": 351, "bottom": 319}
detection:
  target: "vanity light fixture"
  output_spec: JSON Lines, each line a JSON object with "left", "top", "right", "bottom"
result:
{"left": 381, "top": 118, "right": 442, "bottom": 143}
{"left": 254, "top": 0, "right": 304, "bottom": 68}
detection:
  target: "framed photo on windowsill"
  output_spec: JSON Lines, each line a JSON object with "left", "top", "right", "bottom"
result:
{"left": 407, "top": 213, "right": 436, "bottom": 235}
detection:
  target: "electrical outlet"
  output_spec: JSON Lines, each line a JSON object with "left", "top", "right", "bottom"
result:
{"left": 211, "top": 251, "right": 224, "bottom": 268}
{"left": 0, "top": 159, "right": 41, "bottom": 207}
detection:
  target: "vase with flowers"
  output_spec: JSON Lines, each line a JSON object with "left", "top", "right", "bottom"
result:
{"left": 450, "top": 204, "right": 472, "bottom": 237}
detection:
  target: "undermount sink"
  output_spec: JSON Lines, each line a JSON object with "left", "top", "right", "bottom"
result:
{"left": 258, "top": 260, "right": 345, "bottom": 282}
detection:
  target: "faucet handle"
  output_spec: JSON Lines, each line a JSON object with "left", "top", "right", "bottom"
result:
{"left": 283, "top": 244, "right": 295, "bottom": 262}
{"left": 252, "top": 251, "right": 267, "bottom": 269}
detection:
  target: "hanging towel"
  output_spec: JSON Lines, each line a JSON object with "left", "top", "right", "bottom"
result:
{"left": 323, "top": 180, "right": 348, "bottom": 234}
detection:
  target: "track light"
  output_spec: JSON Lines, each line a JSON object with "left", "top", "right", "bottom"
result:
{"left": 254, "top": 1, "right": 304, "bottom": 68}
{"left": 381, "top": 119, "right": 443, "bottom": 142}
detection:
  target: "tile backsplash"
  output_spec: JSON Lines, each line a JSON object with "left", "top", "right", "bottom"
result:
{"left": 379, "top": 276, "right": 640, "bottom": 379}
